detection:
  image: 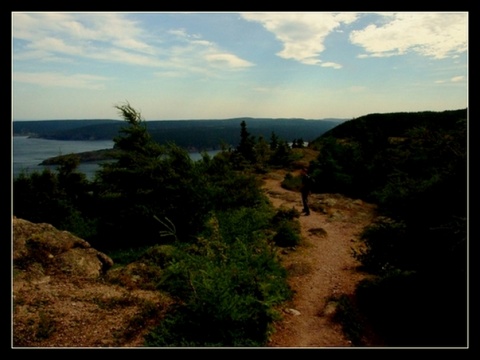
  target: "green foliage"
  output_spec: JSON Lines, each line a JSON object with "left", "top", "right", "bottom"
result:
{"left": 196, "top": 150, "right": 267, "bottom": 211}
{"left": 236, "top": 120, "right": 256, "bottom": 163}
{"left": 92, "top": 105, "right": 215, "bottom": 248}
{"left": 14, "top": 118, "right": 343, "bottom": 146}
{"left": 215, "top": 203, "right": 274, "bottom": 244}
{"left": 269, "top": 139, "right": 294, "bottom": 167}
{"left": 281, "top": 172, "right": 302, "bottom": 191}
{"left": 13, "top": 163, "right": 96, "bottom": 240}
{"left": 232, "top": 121, "right": 295, "bottom": 170}
{"left": 269, "top": 131, "right": 279, "bottom": 150}
{"left": 146, "top": 208, "right": 292, "bottom": 347}
{"left": 11, "top": 103, "right": 327, "bottom": 346}
{"left": 140, "top": 244, "right": 178, "bottom": 269}
{"left": 309, "top": 136, "right": 365, "bottom": 196}
{"left": 253, "top": 135, "right": 271, "bottom": 172}
{"left": 272, "top": 220, "right": 301, "bottom": 248}
{"left": 270, "top": 207, "right": 301, "bottom": 247}
{"left": 312, "top": 112, "right": 467, "bottom": 270}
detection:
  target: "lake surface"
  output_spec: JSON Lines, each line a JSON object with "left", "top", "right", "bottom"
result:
{"left": 12, "top": 136, "right": 219, "bottom": 180}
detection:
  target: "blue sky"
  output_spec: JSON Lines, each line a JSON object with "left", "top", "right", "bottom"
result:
{"left": 12, "top": 12, "right": 468, "bottom": 121}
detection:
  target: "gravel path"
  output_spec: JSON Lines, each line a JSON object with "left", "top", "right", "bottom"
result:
{"left": 261, "top": 170, "right": 378, "bottom": 347}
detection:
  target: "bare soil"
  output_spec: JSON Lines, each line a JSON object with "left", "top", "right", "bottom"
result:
{"left": 13, "top": 274, "right": 173, "bottom": 347}
{"left": 261, "top": 168, "right": 379, "bottom": 347}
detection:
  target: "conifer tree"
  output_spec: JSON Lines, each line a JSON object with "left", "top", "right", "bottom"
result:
{"left": 236, "top": 120, "right": 256, "bottom": 162}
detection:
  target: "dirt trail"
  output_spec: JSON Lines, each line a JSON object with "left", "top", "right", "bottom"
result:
{"left": 261, "top": 169, "right": 378, "bottom": 347}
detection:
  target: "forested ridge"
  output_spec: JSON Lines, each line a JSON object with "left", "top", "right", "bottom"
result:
{"left": 13, "top": 117, "right": 345, "bottom": 151}
{"left": 13, "top": 105, "right": 468, "bottom": 347}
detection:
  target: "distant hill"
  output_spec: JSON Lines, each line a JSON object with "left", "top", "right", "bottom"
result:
{"left": 13, "top": 118, "right": 347, "bottom": 151}
{"left": 12, "top": 119, "right": 123, "bottom": 138}
{"left": 309, "top": 109, "right": 467, "bottom": 147}
{"left": 306, "top": 108, "right": 467, "bottom": 202}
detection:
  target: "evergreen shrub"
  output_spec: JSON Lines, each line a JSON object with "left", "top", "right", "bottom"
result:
{"left": 146, "top": 207, "right": 292, "bottom": 347}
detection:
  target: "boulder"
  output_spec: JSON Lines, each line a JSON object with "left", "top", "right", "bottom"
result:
{"left": 13, "top": 217, "right": 113, "bottom": 279}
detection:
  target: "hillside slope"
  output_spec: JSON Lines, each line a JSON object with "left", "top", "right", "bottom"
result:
{"left": 309, "top": 108, "right": 467, "bottom": 148}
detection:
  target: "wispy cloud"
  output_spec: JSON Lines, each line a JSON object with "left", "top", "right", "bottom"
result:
{"left": 321, "top": 62, "right": 343, "bottom": 69}
{"left": 13, "top": 71, "right": 111, "bottom": 89}
{"left": 435, "top": 75, "right": 466, "bottom": 84}
{"left": 205, "top": 53, "right": 254, "bottom": 69}
{"left": 451, "top": 75, "right": 465, "bottom": 82}
{"left": 167, "top": 27, "right": 254, "bottom": 71}
{"left": 12, "top": 12, "right": 254, "bottom": 78}
{"left": 350, "top": 12, "right": 467, "bottom": 59}
{"left": 241, "top": 12, "right": 358, "bottom": 66}
{"left": 13, "top": 12, "right": 154, "bottom": 55}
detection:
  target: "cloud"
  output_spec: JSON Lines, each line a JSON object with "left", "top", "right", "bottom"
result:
{"left": 451, "top": 75, "right": 465, "bottom": 82}
{"left": 13, "top": 12, "right": 158, "bottom": 69}
{"left": 166, "top": 27, "right": 254, "bottom": 71}
{"left": 435, "top": 75, "right": 465, "bottom": 84}
{"left": 350, "top": 12, "right": 467, "bottom": 59}
{"left": 241, "top": 12, "right": 358, "bottom": 66}
{"left": 13, "top": 71, "right": 110, "bottom": 89}
{"left": 321, "top": 62, "right": 342, "bottom": 69}
{"left": 13, "top": 13, "right": 153, "bottom": 53}
{"left": 205, "top": 53, "right": 254, "bottom": 69}
{"left": 13, "top": 12, "right": 254, "bottom": 75}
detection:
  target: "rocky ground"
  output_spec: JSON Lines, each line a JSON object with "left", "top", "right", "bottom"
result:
{"left": 12, "top": 217, "right": 173, "bottom": 348}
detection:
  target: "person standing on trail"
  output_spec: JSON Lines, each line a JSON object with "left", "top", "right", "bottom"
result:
{"left": 300, "top": 167, "right": 313, "bottom": 216}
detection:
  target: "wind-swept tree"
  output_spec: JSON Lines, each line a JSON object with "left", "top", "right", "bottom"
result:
{"left": 93, "top": 102, "right": 208, "bottom": 249}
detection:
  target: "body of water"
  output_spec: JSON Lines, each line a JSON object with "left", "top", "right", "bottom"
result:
{"left": 13, "top": 136, "right": 220, "bottom": 180}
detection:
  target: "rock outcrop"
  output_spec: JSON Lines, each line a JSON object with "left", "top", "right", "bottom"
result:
{"left": 13, "top": 216, "right": 113, "bottom": 280}
{"left": 12, "top": 217, "right": 173, "bottom": 348}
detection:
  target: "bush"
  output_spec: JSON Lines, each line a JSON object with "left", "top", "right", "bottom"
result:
{"left": 272, "top": 219, "right": 301, "bottom": 248}
{"left": 281, "top": 172, "right": 302, "bottom": 191}
{"left": 215, "top": 203, "right": 274, "bottom": 244}
{"left": 146, "top": 209, "right": 292, "bottom": 347}
{"left": 353, "top": 217, "right": 408, "bottom": 274}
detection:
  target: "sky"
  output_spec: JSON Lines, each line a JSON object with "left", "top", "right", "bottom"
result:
{"left": 12, "top": 11, "right": 468, "bottom": 121}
